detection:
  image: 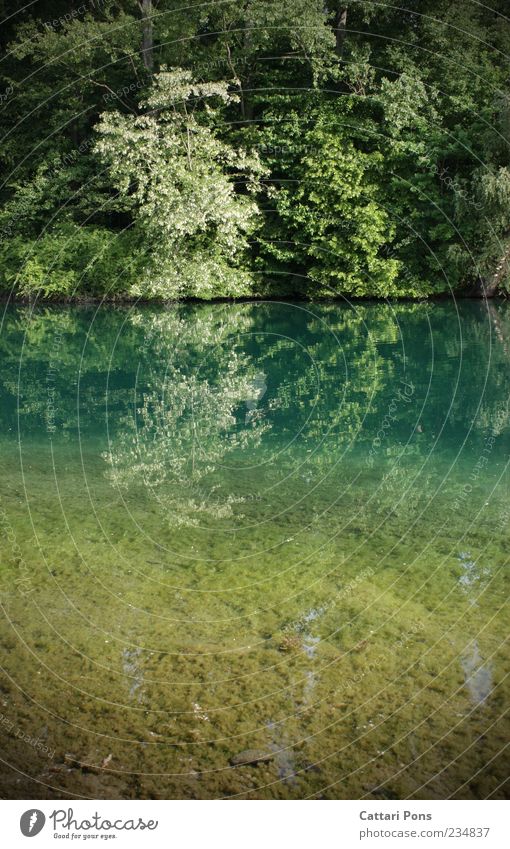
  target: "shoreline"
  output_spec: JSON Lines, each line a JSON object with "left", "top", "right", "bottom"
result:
{"left": 0, "top": 292, "right": 507, "bottom": 307}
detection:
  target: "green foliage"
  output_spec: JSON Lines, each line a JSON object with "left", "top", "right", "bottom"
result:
{"left": 257, "top": 100, "right": 401, "bottom": 296}
{"left": 0, "top": 0, "right": 509, "bottom": 299}
{"left": 94, "top": 69, "right": 266, "bottom": 299}
{"left": 0, "top": 223, "right": 140, "bottom": 299}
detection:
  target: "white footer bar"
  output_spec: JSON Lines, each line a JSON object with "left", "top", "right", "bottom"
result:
{"left": 2, "top": 799, "right": 508, "bottom": 848}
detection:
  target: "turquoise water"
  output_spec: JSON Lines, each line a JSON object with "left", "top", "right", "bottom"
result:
{"left": 0, "top": 299, "right": 508, "bottom": 799}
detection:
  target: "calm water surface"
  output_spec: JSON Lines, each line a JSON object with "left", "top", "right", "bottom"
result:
{"left": 0, "top": 300, "right": 508, "bottom": 799}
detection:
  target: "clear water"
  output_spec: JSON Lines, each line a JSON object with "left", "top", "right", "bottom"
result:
{"left": 0, "top": 299, "right": 508, "bottom": 799}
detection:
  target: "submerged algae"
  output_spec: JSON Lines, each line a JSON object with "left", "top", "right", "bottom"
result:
{"left": 0, "top": 300, "right": 509, "bottom": 799}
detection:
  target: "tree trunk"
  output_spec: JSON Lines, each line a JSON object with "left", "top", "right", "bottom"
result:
{"left": 488, "top": 302, "right": 510, "bottom": 355}
{"left": 240, "top": 85, "right": 254, "bottom": 122}
{"left": 139, "top": 0, "right": 154, "bottom": 73}
{"left": 240, "top": 2, "right": 254, "bottom": 123}
{"left": 333, "top": 7, "right": 348, "bottom": 57}
{"left": 486, "top": 238, "right": 510, "bottom": 296}
{"left": 469, "top": 237, "right": 510, "bottom": 297}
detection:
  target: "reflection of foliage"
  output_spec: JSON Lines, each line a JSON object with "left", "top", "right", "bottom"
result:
{"left": 102, "top": 309, "right": 271, "bottom": 526}
{"left": 1, "top": 302, "right": 509, "bottom": 527}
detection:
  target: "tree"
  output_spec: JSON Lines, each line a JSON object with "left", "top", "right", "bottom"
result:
{"left": 256, "top": 98, "right": 401, "bottom": 296}
{"left": 138, "top": 0, "right": 154, "bottom": 72}
{"left": 1, "top": 0, "right": 510, "bottom": 299}
{"left": 94, "top": 69, "right": 266, "bottom": 298}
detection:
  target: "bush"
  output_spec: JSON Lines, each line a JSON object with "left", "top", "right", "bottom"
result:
{"left": 0, "top": 223, "right": 141, "bottom": 299}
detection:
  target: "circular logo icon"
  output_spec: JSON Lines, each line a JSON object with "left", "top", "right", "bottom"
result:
{"left": 20, "top": 810, "right": 46, "bottom": 837}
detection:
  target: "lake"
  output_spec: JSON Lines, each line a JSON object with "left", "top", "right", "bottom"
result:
{"left": 0, "top": 299, "right": 508, "bottom": 799}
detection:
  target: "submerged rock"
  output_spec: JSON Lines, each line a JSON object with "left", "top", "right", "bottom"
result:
{"left": 275, "top": 632, "right": 302, "bottom": 653}
{"left": 229, "top": 749, "right": 275, "bottom": 767}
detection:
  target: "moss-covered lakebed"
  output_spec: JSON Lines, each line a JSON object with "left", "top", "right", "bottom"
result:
{"left": 0, "top": 300, "right": 508, "bottom": 799}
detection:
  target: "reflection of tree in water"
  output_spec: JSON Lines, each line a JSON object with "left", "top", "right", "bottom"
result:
{"left": 102, "top": 308, "right": 272, "bottom": 526}
{"left": 0, "top": 301, "right": 509, "bottom": 529}
{"left": 101, "top": 304, "right": 398, "bottom": 525}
